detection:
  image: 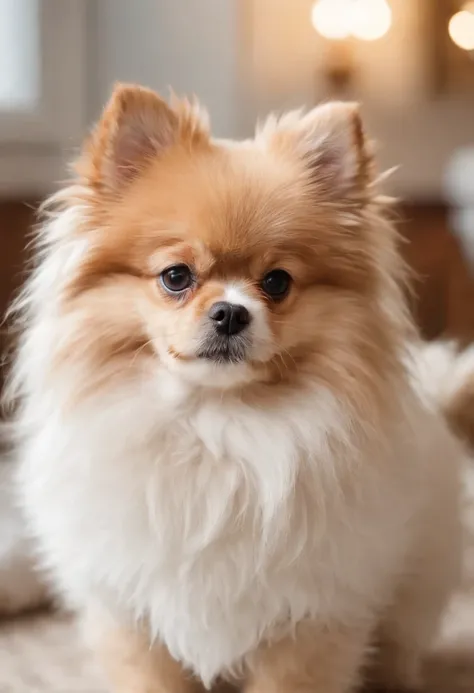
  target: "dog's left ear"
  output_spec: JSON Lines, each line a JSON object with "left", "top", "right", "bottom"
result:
{"left": 260, "top": 102, "right": 373, "bottom": 203}
{"left": 77, "top": 84, "right": 209, "bottom": 194}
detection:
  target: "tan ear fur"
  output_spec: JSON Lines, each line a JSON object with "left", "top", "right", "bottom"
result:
{"left": 259, "top": 102, "right": 374, "bottom": 204}
{"left": 77, "top": 84, "right": 209, "bottom": 193}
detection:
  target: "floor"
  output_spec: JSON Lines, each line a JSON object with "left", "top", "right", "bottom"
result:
{"left": 0, "top": 597, "right": 474, "bottom": 693}
{"left": 0, "top": 612, "right": 103, "bottom": 693}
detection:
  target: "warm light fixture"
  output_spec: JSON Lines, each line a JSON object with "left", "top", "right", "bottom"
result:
{"left": 311, "top": 0, "right": 351, "bottom": 40}
{"left": 311, "top": 0, "right": 392, "bottom": 42}
{"left": 351, "top": 0, "right": 392, "bottom": 41}
{"left": 311, "top": 0, "right": 392, "bottom": 93}
{"left": 449, "top": 3, "right": 474, "bottom": 51}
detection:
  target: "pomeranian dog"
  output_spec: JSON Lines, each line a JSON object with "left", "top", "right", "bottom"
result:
{"left": 5, "top": 84, "right": 467, "bottom": 693}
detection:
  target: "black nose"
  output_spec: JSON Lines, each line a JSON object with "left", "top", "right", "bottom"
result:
{"left": 208, "top": 302, "right": 251, "bottom": 336}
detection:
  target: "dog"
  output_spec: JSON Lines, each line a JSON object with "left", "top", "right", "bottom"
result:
{"left": 4, "top": 84, "right": 470, "bottom": 692}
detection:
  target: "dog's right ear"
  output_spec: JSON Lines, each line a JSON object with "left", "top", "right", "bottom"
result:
{"left": 78, "top": 84, "right": 208, "bottom": 193}
{"left": 259, "top": 102, "right": 374, "bottom": 207}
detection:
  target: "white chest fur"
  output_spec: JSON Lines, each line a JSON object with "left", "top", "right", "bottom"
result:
{"left": 19, "top": 372, "right": 418, "bottom": 684}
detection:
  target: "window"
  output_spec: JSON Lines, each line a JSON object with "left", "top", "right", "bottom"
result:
{"left": 0, "top": 0, "right": 87, "bottom": 193}
{"left": 0, "top": 0, "right": 39, "bottom": 111}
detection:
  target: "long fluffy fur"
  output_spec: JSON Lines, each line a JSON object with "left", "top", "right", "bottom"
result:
{"left": 3, "top": 87, "right": 468, "bottom": 692}
{"left": 414, "top": 341, "right": 474, "bottom": 450}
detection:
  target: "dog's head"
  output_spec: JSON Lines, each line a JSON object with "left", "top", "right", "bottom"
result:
{"left": 28, "top": 85, "right": 408, "bottom": 401}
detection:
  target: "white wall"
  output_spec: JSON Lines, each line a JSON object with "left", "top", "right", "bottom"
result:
{"left": 94, "top": 0, "right": 241, "bottom": 138}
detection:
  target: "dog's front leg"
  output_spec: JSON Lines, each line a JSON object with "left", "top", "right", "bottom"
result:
{"left": 244, "top": 619, "right": 370, "bottom": 693}
{"left": 87, "top": 607, "right": 203, "bottom": 693}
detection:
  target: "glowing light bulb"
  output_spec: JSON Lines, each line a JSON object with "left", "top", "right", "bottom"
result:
{"left": 311, "top": 0, "right": 352, "bottom": 40}
{"left": 449, "top": 5, "right": 474, "bottom": 51}
{"left": 351, "top": 0, "right": 392, "bottom": 41}
{"left": 312, "top": 0, "right": 392, "bottom": 42}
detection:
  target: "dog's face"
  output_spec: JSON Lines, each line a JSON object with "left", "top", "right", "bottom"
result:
{"left": 55, "top": 86, "right": 400, "bottom": 393}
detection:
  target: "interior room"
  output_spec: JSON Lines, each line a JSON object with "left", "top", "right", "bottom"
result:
{"left": 0, "top": 2, "right": 473, "bottom": 691}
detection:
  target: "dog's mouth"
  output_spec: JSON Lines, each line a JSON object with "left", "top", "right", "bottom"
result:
{"left": 197, "top": 335, "right": 250, "bottom": 364}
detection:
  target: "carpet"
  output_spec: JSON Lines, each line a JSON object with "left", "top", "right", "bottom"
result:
{"left": 1, "top": 599, "right": 474, "bottom": 693}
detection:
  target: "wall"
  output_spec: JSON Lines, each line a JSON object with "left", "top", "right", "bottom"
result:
{"left": 243, "top": 0, "right": 474, "bottom": 200}
{"left": 91, "top": 0, "right": 474, "bottom": 200}
{"left": 93, "top": 0, "right": 241, "bottom": 138}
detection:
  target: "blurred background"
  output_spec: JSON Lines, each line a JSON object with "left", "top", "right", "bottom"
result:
{"left": 0, "top": 0, "right": 473, "bottom": 367}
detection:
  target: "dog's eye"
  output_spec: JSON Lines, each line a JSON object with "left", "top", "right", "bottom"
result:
{"left": 160, "top": 265, "right": 193, "bottom": 293}
{"left": 260, "top": 269, "right": 292, "bottom": 300}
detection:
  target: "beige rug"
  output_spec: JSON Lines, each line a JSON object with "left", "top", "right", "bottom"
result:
{"left": 0, "top": 610, "right": 103, "bottom": 693}
{"left": 0, "top": 598, "right": 473, "bottom": 693}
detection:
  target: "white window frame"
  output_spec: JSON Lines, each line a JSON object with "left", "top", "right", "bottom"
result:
{"left": 0, "top": 0, "right": 88, "bottom": 195}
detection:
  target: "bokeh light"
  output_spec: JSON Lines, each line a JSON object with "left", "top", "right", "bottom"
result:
{"left": 311, "top": 0, "right": 392, "bottom": 42}
{"left": 351, "top": 0, "right": 392, "bottom": 41}
{"left": 311, "top": 0, "right": 352, "bottom": 40}
{"left": 449, "top": 5, "right": 474, "bottom": 51}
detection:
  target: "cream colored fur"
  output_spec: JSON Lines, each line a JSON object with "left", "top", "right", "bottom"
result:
{"left": 4, "top": 90, "right": 469, "bottom": 692}
{"left": 10, "top": 289, "right": 465, "bottom": 690}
